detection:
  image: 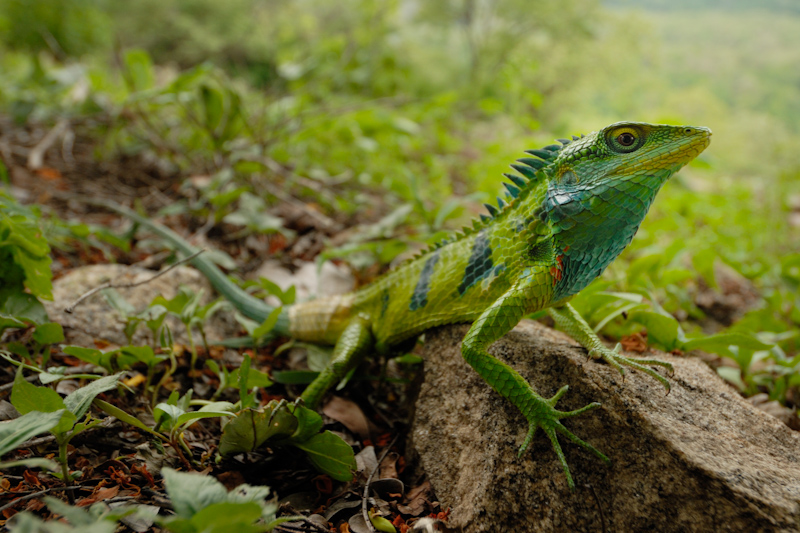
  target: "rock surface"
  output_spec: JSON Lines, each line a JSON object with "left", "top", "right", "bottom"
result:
{"left": 410, "top": 321, "right": 800, "bottom": 532}
{"left": 45, "top": 264, "right": 240, "bottom": 347}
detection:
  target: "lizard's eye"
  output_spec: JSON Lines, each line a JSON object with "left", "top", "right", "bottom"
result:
{"left": 605, "top": 125, "right": 646, "bottom": 153}
{"left": 617, "top": 132, "right": 636, "bottom": 146}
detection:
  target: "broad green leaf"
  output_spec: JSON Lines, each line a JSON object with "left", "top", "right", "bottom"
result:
{"left": 692, "top": 248, "right": 718, "bottom": 288}
{"left": 199, "top": 401, "right": 237, "bottom": 413}
{"left": 117, "top": 345, "right": 162, "bottom": 368}
{"left": 0, "top": 291, "right": 48, "bottom": 325}
{"left": 63, "top": 373, "right": 123, "bottom": 419}
{"left": 252, "top": 307, "right": 282, "bottom": 339}
{"left": 717, "top": 366, "right": 745, "bottom": 391}
{"left": 682, "top": 333, "right": 773, "bottom": 354}
{"left": 218, "top": 405, "right": 297, "bottom": 456}
{"left": 0, "top": 410, "right": 65, "bottom": 457}
{"left": 370, "top": 510, "right": 398, "bottom": 533}
{"left": 176, "top": 410, "right": 233, "bottom": 429}
{"left": 0, "top": 457, "right": 59, "bottom": 471}
{"left": 629, "top": 311, "right": 680, "bottom": 350}
{"left": 102, "top": 288, "right": 137, "bottom": 316}
{"left": 11, "top": 370, "right": 66, "bottom": 415}
{"left": 293, "top": 430, "right": 356, "bottom": 482}
{"left": 228, "top": 366, "right": 273, "bottom": 389}
{"left": 154, "top": 403, "right": 185, "bottom": 430}
{"left": 189, "top": 502, "right": 263, "bottom": 533}
{"left": 124, "top": 49, "right": 154, "bottom": 91}
{"left": 62, "top": 346, "right": 113, "bottom": 369}
{"left": 271, "top": 370, "right": 319, "bottom": 385}
{"left": 201, "top": 84, "right": 225, "bottom": 133}
{"left": 93, "top": 399, "right": 167, "bottom": 441}
{"left": 162, "top": 467, "right": 228, "bottom": 519}
{"left": 32, "top": 322, "right": 64, "bottom": 344}
{"left": 0, "top": 313, "right": 26, "bottom": 332}
{"left": 289, "top": 404, "right": 323, "bottom": 443}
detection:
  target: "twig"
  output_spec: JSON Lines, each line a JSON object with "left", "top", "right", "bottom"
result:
{"left": 274, "top": 517, "right": 331, "bottom": 533}
{"left": 64, "top": 249, "right": 204, "bottom": 314}
{"left": 27, "top": 118, "right": 70, "bottom": 170}
{"left": 0, "top": 374, "right": 38, "bottom": 392}
{"left": 587, "top": 483, "right": 607, "bottom": 533}
{"left": 15, "top": 434, "right": 56, "bottom": 448}
{"left": 262, "top": 180, "right": 337, "bottom": 230}
{"left": 362, "top": 434, "right": 400, "bottom": 532}
{"left": 0, "top": 485, "right": 83, "bottom": 513}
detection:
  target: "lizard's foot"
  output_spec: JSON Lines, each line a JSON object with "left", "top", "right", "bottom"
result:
{"left": 590, "top": 343, "right": 672, "bottom": 392}
{"left": 518, "top": 385, "right": 610, "bottom": 490}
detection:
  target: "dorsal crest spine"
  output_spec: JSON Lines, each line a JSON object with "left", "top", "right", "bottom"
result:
{"left": 394, "top": 135, "right": 570, "bottom": 266}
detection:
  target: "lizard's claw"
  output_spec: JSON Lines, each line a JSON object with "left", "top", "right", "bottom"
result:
{"left": 517, "top": 385, "right": 610, "bottom": 490}
{"left": 591, "top": 343, "right": 672, "bottom": 393}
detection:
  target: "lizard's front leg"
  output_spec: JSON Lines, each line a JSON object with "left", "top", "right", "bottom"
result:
{"left": 461, "top": 280, "right": 609, "bottom": 490}
{"left": 301, "top": 316, "right": 373, "bottom": 409}
{"left": 548, "top": 303, "right": 672, "bottom": 391}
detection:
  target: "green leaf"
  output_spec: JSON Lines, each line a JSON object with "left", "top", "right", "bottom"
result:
{"left": 682, "top": 333, "right": 773, "bottom": 354}
{"left": 189, "top": 502, "right": 263, "bottom": 533}
{"left": 228, "top": 366, "right": 273, "bottom": 389}
{"left": 252, "top": 307, "right": 282, "bottom": 339}
{"left": 124, "top": 49, "right": 155, "bottom": 91}
{"left": 0, "top": 291, "right": 48, "bottom": 325}
{"left": 93, "top": 399, "right": 167, "bottom": 441}
{"left": 102, "top": 288, "right": 137, "bottom": 316}
{"left": 162, "top": 467, "right": 229, "bottom": 519}
{"left": 32, "top": 322, "right": 64, "bottom": 344}
{"left": 692, "top": 248, "right": 718, "bottom": 288}
{"left": 271, "top": 370, "right": 319, "bottom": 385}
{"left": 0, "top": 410, "right": 65, "bottom": 458}
{"left": 292, "top": 430, "right": 356, "bottom": 482}
{"left": 117, "top": 345, "right": 162, "bottom": 368}
{"left": 370, "top": 511, "right": 398, "bottom": 533}
{"left": 62, "top": 345, "right": 114, "bottom": 370}
{"left": 288, "top": 404, "right": 324, "bottom": 443}
{"left": 154, "top": 403, "right": 185, "bottom": 431}
{"left": 0, "top": 457, "right": 59, "bottom": 471}
{"left": 63, "top": 373, "right": 123, "bottom": 419}
{"left": 201, "top": 84, "right": 225, "bottom": 134}
{"left": 717, "top": 366, "right": 745, "bottom": 391}
{"left": 11, "top": 369, "right": 66, "bottom": 415}
{"left": 176, "top": 410, "right": 233, "bottom": 429}
{"left": 218, "top": 405, "right": 297, "bottom": 456}
{"left": 629, "top": 311, "right": 680, "bottom": 350}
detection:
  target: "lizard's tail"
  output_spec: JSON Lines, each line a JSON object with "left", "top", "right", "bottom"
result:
{"left": 98, "top": 200, "right": 291, "bottom": 337}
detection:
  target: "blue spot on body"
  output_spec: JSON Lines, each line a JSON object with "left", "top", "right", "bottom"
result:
{"left": 380, "top": 290, "right": 390, "bottom": 318}
{"left": 458, "top": 230, "right": 495, "bottom": 295}
{"left": 409, "top": 250, "right": 440, "bottom": 311}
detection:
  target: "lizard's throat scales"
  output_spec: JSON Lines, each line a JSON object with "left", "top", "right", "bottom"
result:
{"left": 544, "top": 171, "right": 669, "bottom": 302}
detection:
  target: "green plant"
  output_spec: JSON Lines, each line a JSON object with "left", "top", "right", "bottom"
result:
{"left": 9, "top": 369, "right": 122, "bottom": 497}
{"left": 218, "top": 399, "right": 357, "bottom": 482}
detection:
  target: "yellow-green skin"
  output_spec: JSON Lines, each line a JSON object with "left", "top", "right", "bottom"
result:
{"left": 114, "top": 122, "right": 711, "bottom": 489}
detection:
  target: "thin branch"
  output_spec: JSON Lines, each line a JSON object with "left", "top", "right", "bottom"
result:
{"left": 27, "top": 118, "right": 70, "bottom": 170}
{"left": 0, "top": 486, "right": 83, "bottom": 514}
{"left": 64, "top": 249, "right": 205, "bottom": 314}
{"left": 361, "top": 434, "right": 400, "bottom": 532}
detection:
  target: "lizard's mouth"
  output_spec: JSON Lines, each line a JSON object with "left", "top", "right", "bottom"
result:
{"left": 627, "top": 126, "right": 711, "bottom": 176}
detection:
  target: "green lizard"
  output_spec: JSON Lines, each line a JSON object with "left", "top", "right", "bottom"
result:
{"left": 107, "top": 121, "right": 710, "bottom": 489}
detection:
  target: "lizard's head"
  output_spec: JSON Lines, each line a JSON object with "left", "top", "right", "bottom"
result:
{"left": 550, "top": 122, "right": 711, "bottom": 186}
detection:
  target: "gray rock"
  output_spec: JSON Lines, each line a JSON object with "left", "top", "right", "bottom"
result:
{"left": 253, "top": 260, "right": 355, "bottom": 303}
{"left": 410, "top": 320, "right": 800, "bottom": 532}
{"left": 44, "top": 264, "right": 240, "bottom": 347}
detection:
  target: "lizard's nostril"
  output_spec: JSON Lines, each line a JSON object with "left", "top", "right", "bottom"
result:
{"left": 684, "top": 128, "right": 694, "bottom": 134}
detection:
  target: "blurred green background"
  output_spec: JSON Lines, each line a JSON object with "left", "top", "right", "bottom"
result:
{"left": 0, "top": 0, "right": 798, "bottom": 401}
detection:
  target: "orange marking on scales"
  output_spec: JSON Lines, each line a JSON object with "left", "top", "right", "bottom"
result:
{"left": 551, "top": 254, "right": 565, "bottom": 285}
